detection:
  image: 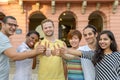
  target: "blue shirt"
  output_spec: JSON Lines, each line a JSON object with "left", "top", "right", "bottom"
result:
{"left": 0, "top": 32, "right": 12, "bottom": 80}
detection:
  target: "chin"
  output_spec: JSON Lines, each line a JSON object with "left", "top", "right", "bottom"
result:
{"left": 9, "top": 33, "right": 14, "bottom": 36}
{"left": 10, "top": 32, "right": 15, "bottom": 35}
{"left": 100, "top": 47, "right": 106, "bottom": 49}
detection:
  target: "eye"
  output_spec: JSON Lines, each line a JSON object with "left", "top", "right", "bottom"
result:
{"left": 88, "top": 33, "right": 92, "bottom": 36}
{"left": 83, "top": 34, "right": 87, "bottom": 37}
{"left": 6, "top": 23, "right": 18, "bottom": 28}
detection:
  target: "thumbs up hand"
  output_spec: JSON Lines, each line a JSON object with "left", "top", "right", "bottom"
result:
{"left": 35, "top": 41, "right": 46, "bottom": 55}
{"left": 45, "top": 42, "right": 52, "bottom": 57}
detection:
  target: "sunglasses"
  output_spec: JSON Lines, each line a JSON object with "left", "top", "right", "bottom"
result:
{"left": 6, "top": 23, "right": 18, "bottom": 28}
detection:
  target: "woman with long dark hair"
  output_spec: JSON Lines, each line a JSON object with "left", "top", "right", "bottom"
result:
{"left": 92, "top": 30, "right": 119, "bottom": 80}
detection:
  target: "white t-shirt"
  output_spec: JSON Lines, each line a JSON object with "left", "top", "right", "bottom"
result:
{"left": 78, "top": 45, "right": 95, "bottom": 80}
{"left": 78, "top": 45, "right": 91, "bottom": 51}
{"left": 13, "top": 42, "right": 33, "bottom": 80}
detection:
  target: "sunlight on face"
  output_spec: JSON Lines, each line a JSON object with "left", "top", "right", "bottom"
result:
{"left": 69, "top": 35, "right": 80, "bottom": 49}
{"left": 42, "top": 22, "right": 54, "bottom": 37}
{"left": 99, "top": 34, "right": 112, "bottom": 51}
{"left": 83, "top": 28, "right": 97, "bottom": 45}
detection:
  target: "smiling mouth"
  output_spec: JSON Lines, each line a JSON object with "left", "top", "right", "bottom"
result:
{"left": 30, "top": 42, "right": 34, "bottom": 45}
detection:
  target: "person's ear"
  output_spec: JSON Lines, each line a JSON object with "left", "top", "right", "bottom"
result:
{"left": 95, "top": 33, "right": 98, "bottom": 38}
{"left": 1, "top": 20, "right": 4, "bottom": 27}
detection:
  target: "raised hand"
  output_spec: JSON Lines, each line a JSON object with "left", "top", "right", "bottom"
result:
{"left": 60, "top": 42, "right": 68, "bottom": 55}
{"left": 45, "top": 42, "right": 52, "bottom": 57}
{"left": 35, "top": 41, "right": 46, "bottom": 55}
{"left": 56, "top": 44, "right": 61, "bottom": 56}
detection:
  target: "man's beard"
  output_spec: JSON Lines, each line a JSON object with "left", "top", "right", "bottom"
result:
{"left": 45, "top": 32, "right": 54, "bottom": 37}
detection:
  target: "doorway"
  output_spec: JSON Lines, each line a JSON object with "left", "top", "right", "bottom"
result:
{"left": 29, "top": 11, "right": 46, "bottom": 39}
{"left": 59, "top": 11, "right": 76, "bottom": 47}
{"left": 88, "top": 11, "right": 104, "bottom": 33}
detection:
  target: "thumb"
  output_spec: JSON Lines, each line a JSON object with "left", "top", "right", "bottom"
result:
{"left": 38, "top": 40, "right": 41, "bottom": 45}
{"left": 63, "top": 42, "right": 67, "bottom": 48}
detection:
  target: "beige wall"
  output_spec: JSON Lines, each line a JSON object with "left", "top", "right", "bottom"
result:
{"left": 0, "top": 2, "right": 120, "bottom": 49}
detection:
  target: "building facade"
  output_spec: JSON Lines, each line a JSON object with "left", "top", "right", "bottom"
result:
{"left": 0, "top": 0, "right": 120, "bottom": 48}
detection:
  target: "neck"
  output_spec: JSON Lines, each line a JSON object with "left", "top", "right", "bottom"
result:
{"left": 1, "top": 29, "right": 10, "bottom": 37}
{"left": 45, "top": 36, "right": 56, "bottom": 42}
{"left": 71, "top": 47, "right": 78, "bottom": 50}
{"left": 104, "top": 49, "right": 112, "bottom": 55}
{"left": 71, "top": 45, "right": 79, "bottom": 50}
{"left": 88, "top": 43, "right": 96, "bottom": 50}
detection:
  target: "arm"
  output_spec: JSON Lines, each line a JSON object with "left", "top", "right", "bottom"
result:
{"left": 60, "top": 42, "right": 82, "bottom": 57}
{"left": 61, "top": 53, "right": 78, "bottom": 60}
{"left": 61, "top": 47, "right": 82, "bottom": 57}
{"left": 32, "top": 56, "right": 37, "bottom": 69}
{"left": 116, "top": 53, "right": 120, "bottom": 77}
{"left": 4, "top": 47, "right": 38, "bottom": 61}
{"left": 61, "top": 47, "right": 94, "bottom": 59}
{"left": 62, "top": 59, "right": 67, "bottom": 80}
{"left": 4, "top": 44, "right": 45, "bottom": 61}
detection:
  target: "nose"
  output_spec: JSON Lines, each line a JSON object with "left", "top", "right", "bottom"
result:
{"left": 12, "top": 26, "right": 17, "bottom": 29}
{"left": 11, "top": 26, "right": 17, "bottom": 31}
{"left": 99, "top": 39, "right": 104, "bottom": 43}
{"left": 33, "top": 39, "right": 36, "bottom": 43}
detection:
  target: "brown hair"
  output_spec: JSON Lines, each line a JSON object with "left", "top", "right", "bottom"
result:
{"left": 41, "top": 19, "right": 54, "bottom": 29}
{"left": 67, "top": 30, "right": 82, "bottom": 41}
{"left": 2, "top": 16, "right": 16, "bottom": 23}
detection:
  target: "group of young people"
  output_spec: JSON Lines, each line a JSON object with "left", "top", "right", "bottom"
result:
{"left": 61, "top": 25, "right": 120, "bottom": 80}
{"left": 0, "top": 16, "right": 119, "bottom": 80}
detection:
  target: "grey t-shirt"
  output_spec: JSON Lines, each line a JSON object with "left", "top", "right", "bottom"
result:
{"left": 81, "top": 50, "right": 95, "bottom": 60}
{"left": 0, "top": 32, "right": 12, "bottom": 80}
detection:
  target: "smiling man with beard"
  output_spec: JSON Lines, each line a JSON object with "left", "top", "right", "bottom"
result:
{"left": 36, "top": 19, "right": 66, "bottom": 80}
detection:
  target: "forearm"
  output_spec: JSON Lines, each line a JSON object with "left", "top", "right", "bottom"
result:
{"left": 32, "top": 57, "right": 37, "bottom": 69}
{"left": 4, "top": 47, "right": 39, "bottom": 61}
{"left": 12, "top": 50, "right": 38, "bottom": 61}
{"left": 67, "top": 48, "right": 82, "bottom": 56}
{"left": 61, "top": 54, "right": 77, "bottom": 60}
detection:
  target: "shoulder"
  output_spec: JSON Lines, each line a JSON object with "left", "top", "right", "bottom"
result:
{"left": 112, "top": 52, "right": 120, "bottom": 58}
{"left": 41, "top": 38, "right": 49, "bottom": 44}
{"left": 35, "top": 39, "right": 48, "bottom": 47}
{"left": 17, "top": 43, "right": 29, "bottom": 52}
{"left": 78, "top": 45, "right": 91, "bottom": 51}
{"left": 56, "top": 39, "right": 64, "bottom": 43}
{"left": 0, "top": 32, "right": 10, "bottom": 42}
{"left": 17, "top": 43, "right": 27, "bottom": 49}
{"left": 54, "top": 39, "right": 65, "bottom": 47}
{"left": 55, "top": 39, "right": 65, "bottom": 45}
{"left": 0, "top": 32, "right": 12, "bottom": 52}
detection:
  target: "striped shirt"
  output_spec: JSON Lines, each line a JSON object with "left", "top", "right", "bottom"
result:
{"left": 82, "top": 51, "right": 120, "bottom": 80}
{"left": 66, "top": 57, "right": 84, "bottom": 80}
{"left": 95, "top": 52, "right": 120, "bottom": 80}
{"left": 0, "top": 32, "right": 12, "bottom": 80}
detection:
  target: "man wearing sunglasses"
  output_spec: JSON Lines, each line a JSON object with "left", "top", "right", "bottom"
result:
{"left": 0, "top": 16, "right": 45, "bottom": 80}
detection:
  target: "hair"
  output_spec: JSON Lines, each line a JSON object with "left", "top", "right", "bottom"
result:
{"left": 2, "top": 16, "right": 16, "bottom": 23}
{"left": 26, "top": 30, "right": 40, "bottom": 39}
{"left": 83, "top": 24, "right": 97, "bottom": 35}
{"left": 93, "top": 30, "right": 118, "bottom": 65}
{"left": 41, "top": 19, "right": 54, "bottom": 29}
{"left": 67, "top": 30, "right": 82, "bottom": 41}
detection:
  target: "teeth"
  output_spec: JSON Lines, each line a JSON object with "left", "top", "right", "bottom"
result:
{"left": 30, "top": 42, "right": 33, "bottom": 45}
